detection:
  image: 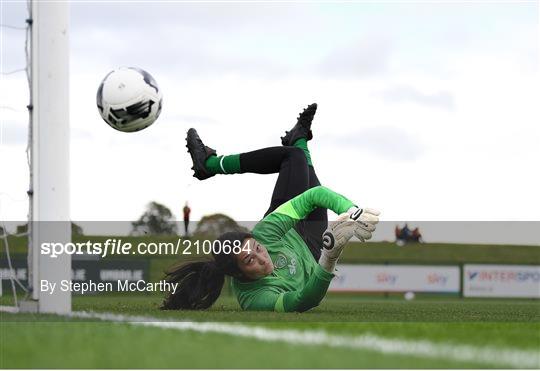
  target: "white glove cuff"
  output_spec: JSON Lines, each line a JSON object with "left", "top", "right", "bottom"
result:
{"left": 318, "top": 250, "right": 337, "bottom": 273}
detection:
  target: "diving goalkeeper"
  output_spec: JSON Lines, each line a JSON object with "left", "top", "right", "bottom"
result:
{"left": 162, "top": 103, "right": 380, "bottom": 312}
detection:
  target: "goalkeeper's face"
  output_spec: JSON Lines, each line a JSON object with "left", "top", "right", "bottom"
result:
{"left": 236, "top": 238, "right": 274, "bottom": 280}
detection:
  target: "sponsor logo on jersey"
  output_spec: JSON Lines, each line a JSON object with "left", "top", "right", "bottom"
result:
{"left": 288, "top": 257, "right": 297, "bottom": 275}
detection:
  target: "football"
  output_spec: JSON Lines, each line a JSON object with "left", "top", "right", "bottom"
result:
{"left": 96, "top": 67, "right": 162, "bottom": 132}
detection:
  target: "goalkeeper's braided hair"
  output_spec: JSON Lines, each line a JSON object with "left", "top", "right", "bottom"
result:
{"left": 161, "top": 231, "right": 251, "bottom": 310}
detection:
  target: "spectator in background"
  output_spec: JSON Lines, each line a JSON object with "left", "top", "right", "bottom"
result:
{"left": 395, "top": 223, "right": 423, "bottom": 245}
{"left": 411, "top": 227, "right": 423, "bottom": 243}
{"left": 183, "top": 202, "right": 191, "bottom": 237}
{"left": 400, "top": 223, "right": 411, "bottom": 240}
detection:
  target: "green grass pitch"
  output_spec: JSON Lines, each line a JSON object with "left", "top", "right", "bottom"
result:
{"left": 1, "top": 294, "right": 539, "bottom": 369}
{"left": 2, "top": 239, "right": 539, "bottom": 368}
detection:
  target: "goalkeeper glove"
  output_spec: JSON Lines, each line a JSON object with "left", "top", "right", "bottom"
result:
{"left": 347, "top": 207, "right": 380, "bottom": 241}
{"left": 318, "top": 213, "right": 358, "bottom": 273}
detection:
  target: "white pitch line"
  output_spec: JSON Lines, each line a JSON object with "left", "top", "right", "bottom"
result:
{"left": 68, "top": 311, "right": 540, "bottom": 369}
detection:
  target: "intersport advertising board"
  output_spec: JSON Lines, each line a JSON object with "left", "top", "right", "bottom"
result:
{"left": 329, "top": 264, "right": 460, "bottom": 293}
{"left": 463, "top": 264, "right": 540, "bottom": 298}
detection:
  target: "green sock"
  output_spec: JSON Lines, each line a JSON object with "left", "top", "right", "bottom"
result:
{"left": 204, "top": 154, "right": 241, "bottom": 175}
{"left": 293, "top": 138, "right": 313, "bottom": 166}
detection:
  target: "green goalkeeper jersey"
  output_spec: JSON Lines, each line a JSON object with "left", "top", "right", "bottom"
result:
{"left": 231, "top": 185, "right": 354, "bottom": 312}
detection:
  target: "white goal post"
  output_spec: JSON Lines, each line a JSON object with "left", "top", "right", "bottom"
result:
{"left": 27, "top": 0, "right": 71, "bottom": 314}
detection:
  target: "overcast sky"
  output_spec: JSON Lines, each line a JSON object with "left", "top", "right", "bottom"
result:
{"left": 1, "top": 1, "right": 539, "bottom": 243}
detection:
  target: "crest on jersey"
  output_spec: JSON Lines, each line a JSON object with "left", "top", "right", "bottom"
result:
{"left": 274, "top": 253, "right": 288, "bottom": 269}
